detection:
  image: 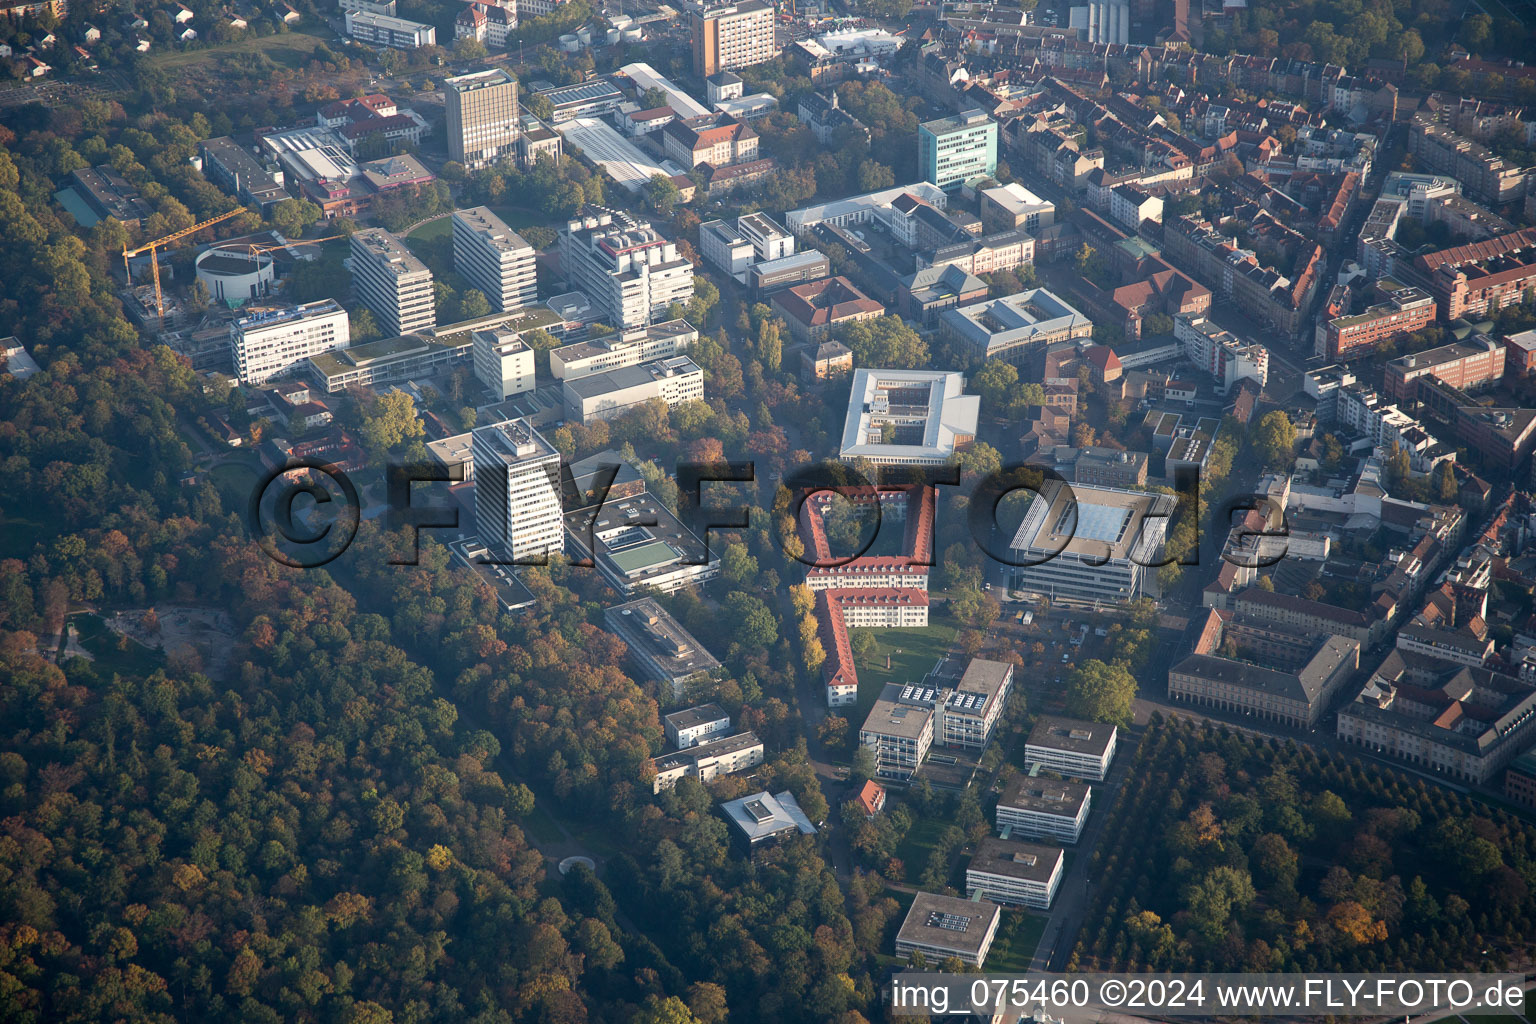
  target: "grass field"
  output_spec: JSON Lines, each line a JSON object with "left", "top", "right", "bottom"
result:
{"left": 210, "top": 461, "right": 260, "bottom": 516}
{"left": 406, "top": 216, "right": 453, "bottom": 243}
{"left": 69, "top": 613, "right": 166, "bottom": 677}
{"left": 986, "top": 909, "right": 1047, "bottom": 971}
{"left": 849, "top": 622, "right": 959, "bottom": 726}
{"left": 145, "top": 28, "right": 333, "bottom": 71}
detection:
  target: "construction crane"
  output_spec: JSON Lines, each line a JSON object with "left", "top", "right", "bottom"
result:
{"left": 232, "top": 233, "right": 348, "bottom": 258}
{"left": 122, "top": 208, "right": 246, "bottom": 319}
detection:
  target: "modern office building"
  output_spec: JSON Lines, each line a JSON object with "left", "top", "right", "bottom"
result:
{"left": 472, "top": 328, "right": 535, "bottom": 400}
{"left": 1318, "top": 286, "right": 1436, "bottom": 362}
{"left": 858, "top": 659, "right": 1013, "bottom": 781}
{"left": 690, "top": 0, "right": 776, "bottom": 77}
{"left": 966, "top": 838, "right": 1065, "bottom": 909}
{"left": 549, "top": 319, "right": 697, "bottom": 380}
{"left": 938, "top": 288, "right": 1093, "bottom": 362}
{"left": 838, "top": 368, "right": 980, "bottom": 465}
{"left": 453, "top": 206, "right": 537, "bottom": 312}
{"left": 699, "top": 219, "right": 754, "bottom": 278}
{"left": 651, "top": 731, "right": 763, "bottom": 793}
{"left": 995, "top": 776, "right": 1092, "bottom": 843}
{"left": 605, "top": 597, "right": 722, "bottom": 695}
{"left": 1008, "top": 481, "right": 1173, "bottom": 605}
{"left": 563, "top": 488, "right": 721, "bottom": 595}
{"left": 444, "top": 69, "right": 520, "bottom": 169}
{"left": 562, "top": 355, "right": 703, "bottom": 424}
{"left": 664, "top": 703, "right": 732, "bottom": 749}
{"left": 895, "top": 892, "right": 1001, "bottom": 967}
{"left": 349, "top": 228, "right": 436, "bottom": 337}
{"left": 343, "top": 8, "right": 436, "bottom": 47}
{"left": 198, "top": 137, "right": 289, "bottom": 213}
{"left": 230, "top": 300, "right": 350, "bottom": 384}
{"left": 918, "top": 109, "right": 997, "bottom": 190}
{"left": 560, "top": 208, "right": 695, "bottom": 329}
{"left": 471, "top": 418, "right": 564, "bottom": 563}
{"left": 719, "top": 790, "right": 817, "bottom": 853}
{"left": 736, "top": 211, "right": 794, "bottom": 261}
{"left": 1023, "top": 716, "right": 1118, "bottom": 781}
{"left": 308, "top": 333, "right": 471, "bottom": 393}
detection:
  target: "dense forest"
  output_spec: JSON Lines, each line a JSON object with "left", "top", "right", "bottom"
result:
{"left": 1073, "top": 717, "right": 1536, "bottom": 974}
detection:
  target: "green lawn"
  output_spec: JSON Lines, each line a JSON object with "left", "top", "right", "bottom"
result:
{"left": 986, "top": 909, "right": 1048, "bottom": 972}
{"left": 849, "top": 622, "right": 959, "bottom": 726}
{"left": 406, "top": 216, "right": 454, "bottom": 243}
{"left": 488, "top": 205, "right": 549, "bottom": 231}
{"left": 145, "top": 28, "right": 332, "bottom": 71}
{"left": 210, "top": 462, "right": 260, "bottom": 517}
{"left": 68, "top": 613, "right": 166, "bottom": 677}
{"left": 894, "top": 817, "right": 953, "bottom": 886}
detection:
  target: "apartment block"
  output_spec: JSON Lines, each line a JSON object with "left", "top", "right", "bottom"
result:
{"left": 445, "top": 69, "right": 520, "bottom": 170}
{"left": 691, "top": 0, "right": 776, "bottom": 77}
{"left": 966, "top": 838, "right": 1065, "bottom": 909}
{"left": 995, "top": 776, "right": 1092, "bottom": 843}
{"left": 472, "top": 328, "right": 535, "bottom": 400}
{"left": 663, "top": 703, "right": 731, "bottom": 749}
{"left": 1408, "top": 111, "right": 1530, "bottom": 207}
{"left": 650, "top": 731, "right": 763, "bottom": 793}
{"left": 918, "top": 109, "right": 998, "bottom": 190}
{"left": 550, "top": 319, "right": 696, "bottom": 380}
{"left": 1413, "top": 229, "right": 1536, "bottom": 323}
{"left": 453, "top": 206, "right": 537, "bottom": 312}
{"left": 230, "top": 300, "right": 349, "bottom": 384}
{"left": 471, "top": 418, "right": 564, "bottom": 563}
{"left": 1176, "top": 314, "right": 1270, "bottom": 394}
{"left": 349, "top": 228, "right": 435, "bottom": 337}
{"left": 560, "top": 208, "right": 695, "bottom": 329}
{"left": 562, "top": 355, "right": 703, "bottom": 424}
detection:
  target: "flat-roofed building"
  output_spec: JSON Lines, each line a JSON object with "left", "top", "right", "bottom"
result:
{"left": 1319, "top": 286, "right": 1436, "bottom": 362}
{"left": 747, "top": 251, "right": 831, "bottom": 298}
{"left": 536, "top": 78, "right": 626, "bottom": 124}
{"left": 550, "top": 319, "right": 697, "bottom": 380}
{"left": 561, "top": 208, "right": 694, "bottom": 329}
{"left": 1074, "top": 447, "right": 1148, "bottom": 488}
{"left": 472, "top": 417, "right": 564, "bottom": 563}
{"left": 699, "top": 219, "right": 754, "bottom": 278}
{"left": 199, "top": 137, "right": 289, "bottom": 213}
{"left": 565, "top": 488, "right": 720, "bottom": 596}
{"left": 562, "top": 355, "right": 703, "bottom": 424}
{"left": 453, "top": 206, "right": 537, "bottom": 312}
{"left": 719, "top": 790, "right": 817, "bottom": 852}
{"left": 938, "top": 658, "right": 1013, "bottom": 750}
{"left": 1008, "top": 481, "right": 1173, "bottom": 605}
{"left": 1024, "top": 716, "right": 1118, "bottom": 780}
{"left": 895, "top": 892, "right": 1001, "bottom": 967}
{"left": 1383, "top": 334, "right": 1507, "bottom": 404}
{"left": 1176, "top": 314, "right": 1270, "bottom": 395}
{"left": 938, "top": 288, "right": 1092, "bottom": 362}
{"left": 606, "top": 597, "right": 722, "bottom": 696}
{"left": 444, "top": 69, "right": 520, "bottom": 169}
{"left": 472, "top": 328, "right": 535, "bottom": 400}
{"left": 65, "top": 165, "right": 153, "bottom": 228}
{"left": 231, "top": 300, "right": 350, "bottom": 384}
{"left": 859, "top": 691, "right": 935, "bottom": 782}
{"left": 919, "top": 109, "right": 998, "bottom": 190}
{"left": 980, "top": 182, "right": 1055, "bottom": 234}
{"left": 344, "top": 8, "right": 435, "bottom": 47}
{"left": 426, "top": 431, "right": 473, "bottom": 482}
{"left": 691, "top": 0, "right": 776, "bottom": 77}
{"left": 995, "top": 776, "right": 1092, "bottom": 842}
{"left": 350, "top": 228, "right": 435, "bottom": 337}
{"left": 308, "top": 331, "right": 471, "bottom": 392}
{"left": 651, "top": 731, "right": 763, "bottom": 793}
{"left": 839, "top": 368, "right": 980, "bottom": 465}
{"left": 736, "top": 211, "right": 793, "bottom": 261}
{"left": 664, "top": 703, "right": 731, "bottom": 748}
{"left": 966, "top": 837, "right": 1065, "bottom": 909}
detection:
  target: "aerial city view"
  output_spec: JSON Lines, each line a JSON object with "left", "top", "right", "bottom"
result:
{"left": 3, "top": 0, "right": 1536, "bottom": 1017}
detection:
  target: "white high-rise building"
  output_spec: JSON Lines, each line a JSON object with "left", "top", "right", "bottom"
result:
{"left": 230, "top": 299, "right": 350, "bottom": 384}
{"left": 560, "top": 208, "right": 694, "bottom": 329}
{"left": 349, "top": 228, "right": 435, "bottom": 337}
{"left": 473, "top": 328, "right": 536, "bottom": 400}
{"left": 453, "top": 206, "right": 537, "bottom": 312}
{"left": 444, "top": 68, "right": 520, "bottom": 170}
{"left": 472, "top": 418, "right": 564, "bottom": 563}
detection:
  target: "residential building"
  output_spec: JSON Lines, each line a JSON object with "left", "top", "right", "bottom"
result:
{"left": 472, "top": 328, "right": 535, "bottom": 400}
{"left": 772, "top": 276, "right": 884, "bottom": 343}
{"left": 1109, "top": 183, "right": 1162, "bottom": 229}
{"left": 1169, "top": 610, "right": 1361, "bottom": 729}
{"left": 839, "top": 368, "right": 980, "bottom": 465}
{"left": 691, "top": 0, "right": 775, "bottom": 77}
{"left": 651, "top": 731, "right": 763, "bottom": 793}
{"left": 560, "top": 209, "right": 695, "bottom": 329}
{"left": 918, "top": 109, "right": 998, "bottom": 190}
{"left": 1384, "top": 335, "right": 1506, "bottom": 404}
{"left": 1008, "top": 481, "right": 1173, "bottom": 605}
{"left": 350, "top": 228, "right": 436, "bottom": 337}
{"left": 1338, "top": 649, "right": 1536, "bottom": 785}
{"left": 938, "top": 288, "right": 1092, "bottom": 363}
{"left": 550, "top": 319, "right": 696, "bottom": 380}
{"left": 719, "top": 790, "right": 817, "bottom": 852}
{"left": 1024, "top": 716, "right": 1118, "bottom": 781}
{"left": 453, "top": 206, "right": 537, "bottom": 311}
{"left": 230, "top": 300, "right": 349, "bottom": 385}
{"left": 1318, "top": 286, "right": 1436, "bottom": 362}
{"left": 980, "top": 182, "right": 1055, "bottom": 234}
{"left": 1412, "top": 229, "right": 1536, "bottom": 323}
{"left": 966, "top": 838, "right": 1065, "bottom": 909}
{"left": 444, "top": 69, "right": 520, "bottom": 170}
{"left": 562, "top": 355, "right": 703, "bottom": 423}
{"left": 1408, "top": 111, "right": 1530, "bottom": 207}
{"left": 472, "top": 418, "right": 564, "bottom": 563}
{"left": 895, "top": 893, "right": 1001, "bottom": 967}
{"left": 343, "top": 9, "right": 435, "bottom": 47}
{"left": 995, "top": 776, "right": 1092, "bottom": 842}
{"left": 1176, "top": 314, "right": 1269, "bottom": 394}
{"left": 664, "top": 703, "right": 731, "bottom": 748}
{"left": 606, "top": 598, "right": 722, "bottom": 696}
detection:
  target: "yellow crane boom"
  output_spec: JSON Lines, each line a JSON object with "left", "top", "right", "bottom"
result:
{"left": 122, "top": 207, "right": 246, "bottom": 319}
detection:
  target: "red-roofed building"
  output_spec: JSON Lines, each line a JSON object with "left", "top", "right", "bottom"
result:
{"left": 856, "top": 780, "right": 886, "bottom": 817}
